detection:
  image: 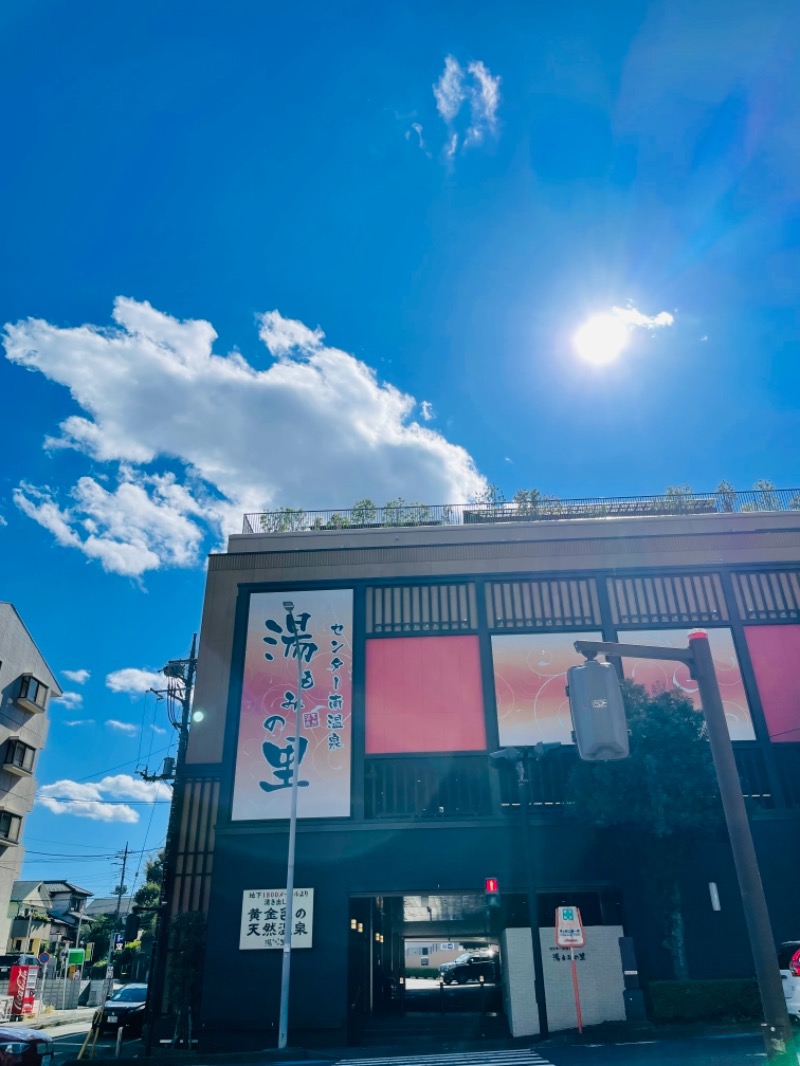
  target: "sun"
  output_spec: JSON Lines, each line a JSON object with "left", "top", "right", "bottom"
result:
{"left": 573, "top": 313, "right": 629, "bottom": 365}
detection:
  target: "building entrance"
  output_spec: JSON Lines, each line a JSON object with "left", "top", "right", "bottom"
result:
{"left": 347, "top": 892, "right": 507, "bottom": 1043}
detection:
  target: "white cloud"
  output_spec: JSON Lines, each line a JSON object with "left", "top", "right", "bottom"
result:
{"left": 106, "top": 667, "right": 164, "bottom": 694}
{"left": 37, "top": 773, "right": 169, "bottom": 822}
{"left": 405, "top": 122, "right": 427, "bottom": 153}
{"left": 433, "top": 56, "right": 466, "bottom": 123}
{"left": 151, "top": 724, "right": 168, "bottom": 735}
{"left": 4, "top": 299, "right": 485, "bottom": 577}
{"left": 52, "top": 692, "right": 83, "bottom": 710}
{"left": 420, "top": 401, "right": 434, "bottom": 422}
{"left": 433, "top": 55, "right": 501, "bottom": 158}
{"left": 64, "top": 719, "right": 94, "bottom": 727}
{"left": 257, "top": 311, "right": 324, "bottom": 356}
{"left": 106, "top": 719, "right": 138, "bottom": 735}
{"left": 0, "top": 515, "right": 7, "bottom": 528}
{"left": 14, "top": 470, "right": 205, "bottom": 578}
{"left": 62, "top": 669, "right": 90, "bottom": 684}
{"left": 465, "top": 61, "right": 501, "bottom": 145}
{"left": 612, "top": 305, "right": 675, "bottom": 330}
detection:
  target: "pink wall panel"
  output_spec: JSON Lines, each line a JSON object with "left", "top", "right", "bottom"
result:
{"left": 365, "top": 636, "right": 486, "bottom": 753}
{"left": 744, "top": 626, "right": 800, "bottom": 743}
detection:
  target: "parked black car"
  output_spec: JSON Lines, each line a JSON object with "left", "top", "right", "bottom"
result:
{"left": 98, "top": 984, "right": 148, "bottom": 1036}
{"left": 439, "top": 950, "right": 500, "bottom": 985}
{"left": 0, "top": 1027, "right": 53, "bottom": 1066}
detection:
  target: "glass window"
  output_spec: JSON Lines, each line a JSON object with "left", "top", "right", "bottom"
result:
{"left": 0, "top": 812, "right": 21, "bottom": 842}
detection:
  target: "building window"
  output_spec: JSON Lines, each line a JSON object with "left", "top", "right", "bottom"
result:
{"left": 4, "top": 740, "right": 35, "bottom": 776}
{"left": 17, "top": 675, "right": 48, "bottom": 712}
{"left": 0, "top": 811, "right": 22, "bottom": 844}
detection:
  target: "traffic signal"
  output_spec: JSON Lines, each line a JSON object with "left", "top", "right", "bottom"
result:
{"left": 485, "top": 877, "right": 501, "bottom": 909}
{"left": 566, "top": 658, "right": 629, "bottom": 761}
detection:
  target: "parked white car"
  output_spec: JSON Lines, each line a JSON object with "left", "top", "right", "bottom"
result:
{"left": 778, "top": 941, "right": 800, "bottom": 1021}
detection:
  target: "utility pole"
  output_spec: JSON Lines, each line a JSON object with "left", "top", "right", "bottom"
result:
{"left": 572, "top": 633, "right": 796, "bottom": 1066}
{"left": 104, "top": 844, "right": 129, "bottom": 1001}
{"left": 143, "top": 635, "right": 198, "bottom": 1054}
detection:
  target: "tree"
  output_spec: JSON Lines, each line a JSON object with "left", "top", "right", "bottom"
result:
{"left": 351, "top": 498, "right": 377, "bottom": 526}
{"left": 144, "top": 853, "right": 164, "bottom": 887}
{"left": 86, "top": 913, "right": 117, "bottom": 968}
{"left": 565, "top": 679, "right": 723, "bottom": 980}
{"left": 716, "top": 480, "right": 736, "bottom": 512}
{"left": 167, "top": 912, "right": 206, "bottom": 1045}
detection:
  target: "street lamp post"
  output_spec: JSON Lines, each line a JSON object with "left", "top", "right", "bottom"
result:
{"left": 489, "top": 744, "right": 559, "bottom": 1039}
{"left": 277, "top": 602, "right": 304, "bottom": 1050}
{"left": 573, "top": 632, "right": 796, "bottom": 1066}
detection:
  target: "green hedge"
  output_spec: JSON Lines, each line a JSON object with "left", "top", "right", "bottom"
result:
{"left": 403, "top": 968, "right": 441, "bottom": 980}
{"left": 645, "top": 979, "right": 761, "bottom": 1024}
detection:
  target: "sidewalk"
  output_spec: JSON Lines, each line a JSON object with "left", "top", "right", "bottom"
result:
{"left": 2, "top": 1007, "right": 97, "bottom": 1031}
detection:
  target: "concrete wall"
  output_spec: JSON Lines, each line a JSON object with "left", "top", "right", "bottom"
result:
{"left": 540, "top": 925, "right": 626, "bottom": 1032}
{"left": 501, "top": 927, "right": 539, "bottom": 1037}
{"left": 0, "top": 605, "right": 57, "bottom": 950}
{"left": 501, "top": 925, "right": 626, "bottom": 1037}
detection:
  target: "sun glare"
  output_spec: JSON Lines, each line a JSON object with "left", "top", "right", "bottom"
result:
{"left": 573, "top": 313, "right": 630, "bottom": 366}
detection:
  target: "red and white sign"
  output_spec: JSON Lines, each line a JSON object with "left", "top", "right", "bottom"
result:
{"left": 555, "top": 906, "right": 585, "bottom": 948}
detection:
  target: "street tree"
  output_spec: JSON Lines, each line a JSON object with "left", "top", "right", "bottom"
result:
{"left": 566, "top": 679, "right": 723, "bottom": 979}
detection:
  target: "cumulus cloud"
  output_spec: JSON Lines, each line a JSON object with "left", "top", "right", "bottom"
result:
{"left": 62, "top": 669, "right": 90, "bottom": 684}
{"left": 3, "top": 299, "right": 485, "bottom": 576}
{"left": 107, "top": 720, "right": 138, "bottom": 735}
{"left": 52, "top": 692, "right": 83, "bottom": 710}
{"left": 612, "top": 305, "right": 675, "bottom": 329}
{"left": 106, "top": 667, "right": 164, "bottom": 694}
{"left": 37, "top": 773, "right": 170, "bottom": 822}
{"left": 433, "top": 55, "right": 501, "bottom": 158}
{"left": 420, "top": 401, "right": 434, "bottom": 422}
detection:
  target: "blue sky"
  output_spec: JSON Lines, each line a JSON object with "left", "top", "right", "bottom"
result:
{"left": 1, "top": 0, "right": 799, "bottom": 897}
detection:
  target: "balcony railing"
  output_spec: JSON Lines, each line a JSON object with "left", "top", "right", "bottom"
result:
{"left": 244, "top": 488, "right": 800, "bottom": 535}
{"left": 362, "top": 746, "right": 794, "bottom": 820}
{"left": 364, "top": 755, "right": 492, "bottom": 819}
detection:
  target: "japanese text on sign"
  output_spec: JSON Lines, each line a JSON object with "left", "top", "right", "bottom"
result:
{"left": 555, "top": 905, "right": 586, "bottom": 948}
{"left": 232, "top": 590, "right": 353, "bottom": 820}
{"left": 239, "top": 888, "right": 314, "bottom": 950}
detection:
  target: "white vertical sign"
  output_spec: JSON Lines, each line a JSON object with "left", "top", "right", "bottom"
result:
{"left": 240, "top": 888, "right": 314, "bottom": 950}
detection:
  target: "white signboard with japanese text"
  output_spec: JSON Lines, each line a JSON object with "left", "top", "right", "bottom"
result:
{"left": 240, "top": 888, "right": 314, "bottom": 950}
{"left": 232, "top": 589, "right": 353, "bottom": 820}
{"left": 555, "top": 905, "right": 585, "bottom": 948}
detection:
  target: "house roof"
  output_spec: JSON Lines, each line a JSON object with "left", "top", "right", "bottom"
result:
{"left": 85, "top": 896, "right": 133, "bottom": 918}
{"left": 42, "top": 881, "right": 93, "bottom": 897}
{"left": 10, "top": 881, "right": 47, "bottom": 901}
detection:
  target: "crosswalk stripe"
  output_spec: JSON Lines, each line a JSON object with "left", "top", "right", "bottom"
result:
{"left": 335, "top": 1053, "right": 550, "bottom": 1066}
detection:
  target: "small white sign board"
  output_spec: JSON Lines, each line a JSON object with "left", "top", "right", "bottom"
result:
{"left": 555, "top": 905, "right": 585, "bottom": 948}
{"left": 240, "top": 888, "right": 314, "bottom": 950}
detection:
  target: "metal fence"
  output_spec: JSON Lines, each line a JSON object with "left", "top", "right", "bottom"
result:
{"left": 244, "top": 488, "right": 800, "bottom": 534}
{"left": 361, "top": 745, "right": 797, "bottom": 820}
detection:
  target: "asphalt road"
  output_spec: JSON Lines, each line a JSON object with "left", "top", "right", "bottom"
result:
{"left": 333, "top": 1036, "right": 778, "bottom": 1066}
{"left": 46, "top": 1021, "right": 785, "bottom": 1066}
{"left": 49, "top": 1021, "right": 141, "bottom": 1063}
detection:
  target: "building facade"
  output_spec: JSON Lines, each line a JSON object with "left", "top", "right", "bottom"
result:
{"left": 0, "top": 604, "right": 59, "bottom": 951}
{"left": 172, "top": 495, "right": 800, "bottom": 1046}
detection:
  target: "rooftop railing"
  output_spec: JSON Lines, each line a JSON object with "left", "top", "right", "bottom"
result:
{"left": 243, "top": 487, "right": 800, "bottom": 534}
